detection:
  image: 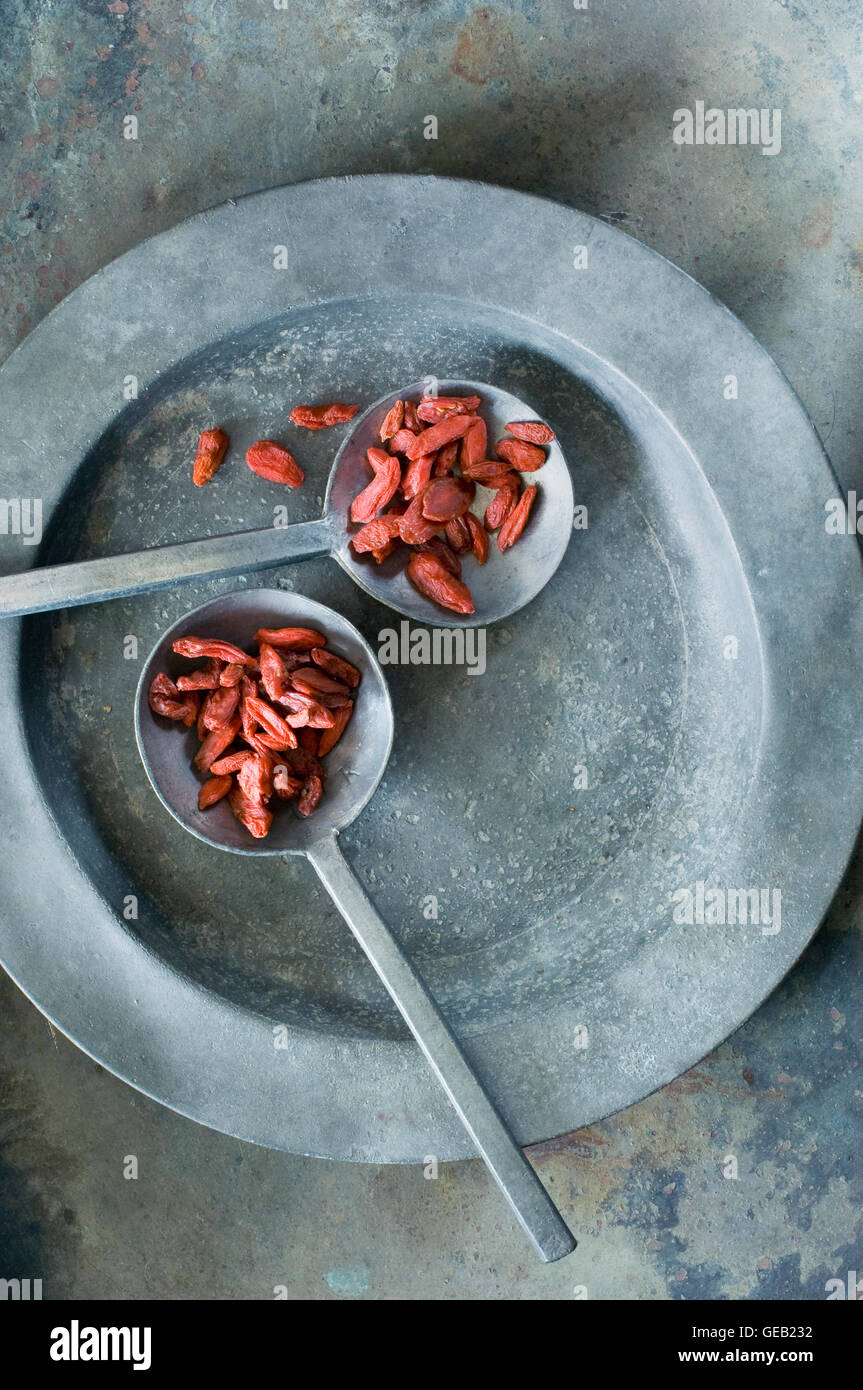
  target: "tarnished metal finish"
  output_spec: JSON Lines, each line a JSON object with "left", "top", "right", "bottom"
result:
{"left": 0, "top": 177, "right": 861, "bottom": 1173}
{"left": 137, "top": 587, "right": 577, "bottom": 1260}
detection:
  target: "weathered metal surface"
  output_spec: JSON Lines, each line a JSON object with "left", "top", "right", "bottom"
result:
{"left": 0, "top": 0, "right": 860, "bottom": 1301}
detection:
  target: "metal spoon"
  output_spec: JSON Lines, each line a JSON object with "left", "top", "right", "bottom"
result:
{"left": 135, "top": 587, "right": 577, "bottom": 1262}
{"left": 0, "top": 380, "right": 574, "bottom": 626}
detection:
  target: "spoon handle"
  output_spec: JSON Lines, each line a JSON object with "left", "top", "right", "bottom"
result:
{"left": 0, "top": 516, "right": 335, "bottom": 617}
{"left": 307, "top": 833, "right": 577, "bottom": 1263}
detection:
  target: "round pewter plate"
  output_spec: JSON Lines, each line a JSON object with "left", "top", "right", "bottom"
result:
{"left": 0, "top": 176, "right": 860, "bottom": 1162}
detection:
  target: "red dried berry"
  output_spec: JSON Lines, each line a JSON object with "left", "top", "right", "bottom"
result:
{"left": 289, "top": 403, "right": 360, "bottom": 429}
{"left": 498, "top": 484, "right": 538, "bottom": 552}
{"left": 193, "top": 428, "right": 230, "bottom": 487}
{"left": 246, "top": 439, "right": 305, "bottom": 487}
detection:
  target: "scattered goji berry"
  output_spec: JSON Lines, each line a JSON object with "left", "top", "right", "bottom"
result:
{"left": 193, "top": 427, "right": 230, "bottom": 487}
{"left": 246, "top": 439, "right": 305, "bottom": 487}
{"left": 289, "top": 402, "right": 360, "bottom": 429}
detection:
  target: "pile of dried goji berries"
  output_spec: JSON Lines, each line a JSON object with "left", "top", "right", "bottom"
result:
{"left": 147, "top": 626, "right": 359, "bottom": 839}
{"left": 348, "top": 393, "right": 554, "bottom": 614}
{"left": 192, "top": 402, "right": 360, "bottom": 488}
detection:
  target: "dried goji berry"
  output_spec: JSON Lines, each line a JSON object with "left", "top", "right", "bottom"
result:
{"left": 444, "top": 515, "right": 472, "bottom": 554}
{"left": 237, "top": 752, "right": 274, "bottom": 803}
{"left": 404, "top": 413, "right": 477, "bottom": 460}
{"left": 465, "top": 512, "right": 489, "bottom": 565}
{"left": 434, "top": 439, "right": 459, "bottom": 476}
{"left": 418, "top": 536, "right": 462, "bottom": 577}
{"left": 495, "top": 438, "right": 546, "bottom": 472}
{"left": 387, "top": 428, "right": 419, "bottom": 455}
{"left": 316, "top": 701, "right": 353, "bottom": 756}
{"left": 310, "top": 647, "right": 360, "bottom": 688}
{"left": 399, "top": 488, "right": 441, "bottom": 546}
{"left": 289, "top": 402, "right": 360, "bottom": 429}
{"left": 259, "top": 642, "right": 293, "bottom": 701}
{"left": 148, "top": 672, "right": 198, "bottom": 724}
{"left": 228, "top": 785, "right": 273, "bottom": 839}
{"left": 483, "top": 477, "right": 520, "bottom": 531}
{"left": 245, "top": 694, "right": 299, "bottom": 748}
{"left": 219, "top": 662, "right": 244, "bottom": 687}
{"left": 416, "top": 395, "right": 481, "bottom": 422}
{"left": 421, "top": 476, "right": 475, "bottom": 523}
{"left": 350, "top": 513, "right": 403, "bottom": 554}
{"left": 403, "top": 399, "right": 420, "bottom": 432}
{"left": 273, "top": 765, "right": 304, "bottom": 799}
{"left": 497, "top": 484, "right": 538, "bottom": 552}
{"left": 366, "top": 446, "right": 392, "bottom": 474}
{"left": 194, "top": 715, "right": 242, "bottom": 773}
{"left": 292, "top": 667, "right": 350, "bottom": 698}
{"left": 297, "top": 773, "right": 324, "bottom": 817}
{"left": 380, "top": 400, "right": 404, "bottom": 442}
{"left": 201, "top": 684, "right": 240, "bottom": 731}
{"left": 173, "top": 636, "right": 255, "bottom": 666}
{"left": 210, "top": 751, "right": 254, "bottom": 775}
{"left": 198, "top": 775, "right": 233, "bottom": 809}
{"left": 401, "top": 452, "right": 436, "bottom": 500}
{"left": 252, "top": 627, "right": 325, "bottom": 651}
{"left": 349, "top": 454, "right": 401, "bottom": 522}
{"left": 246, "top": 439, "right": 305, "bottom": 487}
{"left": 461, "top": 459, "right": 518, "bottom": 487}
{"left": 504, "top": 420, "right": 555, "bottom": 444}
{"left": 193, "top": 427, "right": 230, "bottom": 487}
{"left": 460, "top": 417, "right": 487, "bottom": 469}
{"left": 406, "top": 552, "right": 475, "bottom": 615}
{"left": 176, "top": 658, "right": 222, "bottom": 691}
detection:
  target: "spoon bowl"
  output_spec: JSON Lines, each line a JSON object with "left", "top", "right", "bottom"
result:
{"left": 327, "top": 379, "right": 575, "bottom": 626}
{"left": 134, "top": 586, "right": 576, "bottom": 1263}
{"left": 135, "top": 589, "right": 393, "bottom": 856}
{"left": 0, "top": 381, "right": 574, "bottom": 625}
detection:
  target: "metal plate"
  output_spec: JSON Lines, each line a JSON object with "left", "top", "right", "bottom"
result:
{"left": 0, "top": 176, "right": 860, "bottom": 1162}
